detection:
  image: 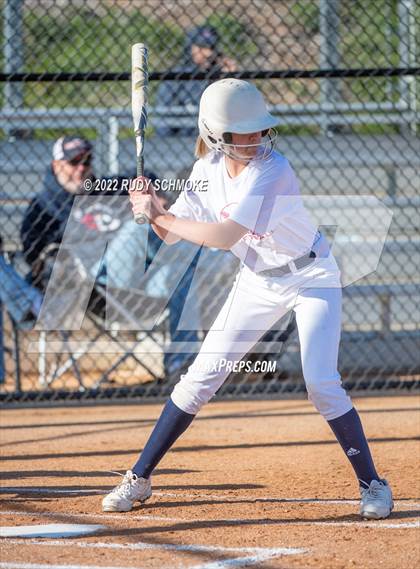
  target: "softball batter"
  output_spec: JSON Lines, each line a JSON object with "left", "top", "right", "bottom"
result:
{"left": 102, "top": 79, "right": 393, "bottom": 519}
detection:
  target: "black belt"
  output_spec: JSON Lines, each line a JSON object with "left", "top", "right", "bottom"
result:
{"left": 259, "top": 250, "right": 317, "bottom": 278}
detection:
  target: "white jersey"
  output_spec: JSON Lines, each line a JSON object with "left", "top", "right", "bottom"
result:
{"left": 169, "top": 150, "right": 319, "bottom": 273}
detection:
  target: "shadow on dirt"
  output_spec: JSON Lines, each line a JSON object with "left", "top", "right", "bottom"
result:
{"left": 0, "top": 468, "right": 197, "bottom": 480}
{"left": 2, "top": 404, "right": 418, "bottom": 431}
{"left": 1, "top": 434, "right": 418, "bottom": 461}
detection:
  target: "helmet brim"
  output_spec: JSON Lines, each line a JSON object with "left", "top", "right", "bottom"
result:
{"left": 224, "top": 113, "right": 279, "bottom": 134}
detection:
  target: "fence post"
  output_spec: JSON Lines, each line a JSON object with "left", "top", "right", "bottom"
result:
{"left": 3, "top": 0, "right": 24, "bottom": 131}
{"left": 319, "top": 0, "right": 341, "bottom": 135}
{"left": 397, "top": 0, "right": 417, "bottom": 134}
{"left": 379, "top": 293, "right": 392, "bottom": 334}
{"left": 0, "top": 301, "right": 4, "bottom": 385}
{"left": 384, "top": 165, "right": 397, "bottom": 198}
{"left": 96, "top": 121, "right": 108, "bottom": 178}
{"left": 108, "top": 116, "right": 120, "bottom": 176}
{"left": 11, "top": 320, "right": 21, "bottom": 393}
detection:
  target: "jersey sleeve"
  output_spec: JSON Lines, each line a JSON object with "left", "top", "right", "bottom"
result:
{"left": 168, "top": 160, "right": 212, "bottom": 222}
{"left": 229, "top": 157, "right": 301, "bottom": 236}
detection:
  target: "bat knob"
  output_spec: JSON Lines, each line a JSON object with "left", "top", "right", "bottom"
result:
{"left": 135, "top": 213, "right": 149, "bottom": 225}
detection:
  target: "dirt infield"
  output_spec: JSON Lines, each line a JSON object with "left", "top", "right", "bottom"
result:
{"left": 1, "top": 396, "right": 419, "bottom": 569}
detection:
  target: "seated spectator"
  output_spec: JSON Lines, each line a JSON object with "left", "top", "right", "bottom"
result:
{"left": 20, "top": 135, "right": 199, "bottom": 377}
{"left": 20, "top": 136, "right": 125, "bottom": 288}
{"left": 156, "top": 25, "right": 237, "bottom": 136}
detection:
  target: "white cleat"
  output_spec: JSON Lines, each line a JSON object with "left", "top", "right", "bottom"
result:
{"left": 359, "top": 479, "right": 393, "bottom": 520}
{"left": 102, "top": 470, "right": 152, "bottom": 512}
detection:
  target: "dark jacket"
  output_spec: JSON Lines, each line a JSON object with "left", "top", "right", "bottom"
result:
{"left": 156, "top": 62, "right": 222, "bottom": 108}
{"left": 21, "top": 167, "right": 74, "bottom": 267}
{"left": 155, "top": 29, "right": 224, "bottom": 136}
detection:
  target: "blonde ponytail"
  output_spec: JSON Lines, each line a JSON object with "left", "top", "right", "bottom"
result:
{"left": 195, "top": 135, "right": 210, "bottom": 159}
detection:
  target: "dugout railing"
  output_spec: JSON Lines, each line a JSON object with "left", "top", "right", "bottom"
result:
{"left": 0, "top": 96, "right": 417, "bottom": 178}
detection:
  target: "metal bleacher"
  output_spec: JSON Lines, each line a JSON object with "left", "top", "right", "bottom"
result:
{"left": 0, "top": 117, "right": 418, "bottom": 246}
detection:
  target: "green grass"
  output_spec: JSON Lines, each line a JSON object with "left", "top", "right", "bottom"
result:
{"left": 351, "top": 123, "right": 399, "bottom": 135}
{"left": 21, "top": 6, "right": 184, "bottom": 109}
{"left": 287, "top": 0, "right": 417, "bottom": 105}
{"left": 24, "top": 8, "right": 184, "bottom": 73}
{"left": 1, "top": 5, "right": 259, "bottom": 111}
{"left": 31, "top": 127, "right": 99, "bottom": 141}
{"left": 340, "top": 0, "right": 401, "bottom": 103}
{"left": 275, "top": 125, "right": 320, "bottom": 137}
{"left": 29, "top": 125, "right": 156, "bottom": 141}
{"left": 204, "top": 13, "right": 258, "bottom": 60}
{"left": 288, "top": 1, "right": 320, "bottom": 34}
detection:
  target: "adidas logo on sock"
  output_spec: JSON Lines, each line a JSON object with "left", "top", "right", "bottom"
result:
{"left": 347, "top": 447, "right": 361, "bottom": 456}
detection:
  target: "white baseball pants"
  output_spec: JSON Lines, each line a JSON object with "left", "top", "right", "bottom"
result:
{"left": 171, "top": 256, "right": 353, "bottom": 421}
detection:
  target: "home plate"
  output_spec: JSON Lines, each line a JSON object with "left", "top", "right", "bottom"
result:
{"left": 0, "top": 524, "right": 105, "bottom": 538}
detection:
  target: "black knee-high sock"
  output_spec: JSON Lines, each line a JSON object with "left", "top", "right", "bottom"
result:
{"left": 328, "top": 407, "right": 379, "bottom": 487}
{"left": 132, "top": 398, "right": 195, "bottom": 479}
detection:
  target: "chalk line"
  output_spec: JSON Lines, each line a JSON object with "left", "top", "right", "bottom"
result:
{"left": 0, "top": 511, "right": 418, "bottom": 530}
{"left": 0, "top": 488, "right": 102, "bottom": 496}
{"left": 1, "top": 487, "right": 419, "bottom": 509}
{"left": 0, "top": 510, "right": 186, "bottom": 524}
{"left": 0, "top": 538, "right": 306, "bottom": 567}
{"left": 0, "top": 562, "right": 147, "bottom": 569}
{"left": 0, "top": 538, "right": 305, "bottom": 555}
{"left": 0, "top": 524, "right": 106, "bottom": 538}
{"left": 154, "top": 491, "right": 420, "bottom": 508}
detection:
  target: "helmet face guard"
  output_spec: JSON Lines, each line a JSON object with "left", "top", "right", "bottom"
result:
{"left": 220, "top": 129, "right": 277, "bottom": 162}
{"left": 198, "top": 79, "right": 279, "bottom": 162}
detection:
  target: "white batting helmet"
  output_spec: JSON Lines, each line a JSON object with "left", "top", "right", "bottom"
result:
{"left": 198, "top": 79, "right": 279, "bottom": 159}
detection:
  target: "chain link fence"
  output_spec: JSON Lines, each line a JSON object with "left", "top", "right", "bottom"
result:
{"left": 1, "top": 0, "right": 419, "bottom": 405}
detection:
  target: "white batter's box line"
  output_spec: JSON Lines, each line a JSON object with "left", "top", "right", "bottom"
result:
{"left": 0, "top": 509, "right": 186, "bottom": 524}
{"left": 0, "top": 488, "right": 103, "bottom": 496}
{"left": 0, "top": 511, "right": 418, "bottom": 531}
{"left": 0, "top": 524, "right": 105, "bottom": 539}
{"left": 0, "top": 564, "right": 149, "bottom": 569}
{"left": 2, "top": 486, "right": 420, "bottom": 510}
{"left": 0, "top": 540, "right": 306, "bottom": 569}
{"left": 153, "top": 492, "right": 420, "bottom": 509}
{"left": 207, "top": 519, "right": 420, "bottom": 530}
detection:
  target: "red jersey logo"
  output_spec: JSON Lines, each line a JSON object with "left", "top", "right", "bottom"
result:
{"left": 220, "top": 202, "right": 272, "bottom": 241}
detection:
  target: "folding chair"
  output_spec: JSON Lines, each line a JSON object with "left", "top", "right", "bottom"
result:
{"left": 0, "top": 249, "right": 43, "bottom": 391}
{"left": 36, "top": 280, "right": 171, "bottom": 390}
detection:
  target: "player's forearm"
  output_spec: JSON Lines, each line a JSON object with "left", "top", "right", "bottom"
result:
{"left": 150, "top": 214, "right": 180, "bottom": 244}
{"left": 153, "top": 214, "right": 235, "bottom": 250}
